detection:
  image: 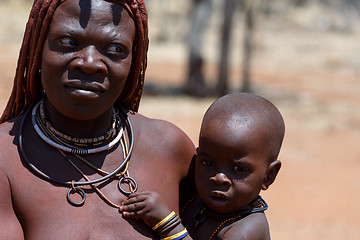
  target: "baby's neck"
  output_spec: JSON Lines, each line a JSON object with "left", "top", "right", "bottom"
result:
{"left": 194, "top": 195, "right": 267, "bottom": 226}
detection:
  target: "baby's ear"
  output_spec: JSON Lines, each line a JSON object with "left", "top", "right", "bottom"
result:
{"left": 261, "top": 160, "right": 281, "bottom": 190}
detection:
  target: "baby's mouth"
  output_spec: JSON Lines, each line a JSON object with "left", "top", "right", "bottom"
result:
{"left": 209, "top": 191, "right": 228, "bottom": 204}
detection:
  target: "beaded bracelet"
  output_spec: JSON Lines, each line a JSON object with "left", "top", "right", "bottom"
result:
{"left": 155, "top": 214, "right": 181, "bottom": 236}
{"left": 152, "top": 211, "right": 176, "bottom": 231}
{"left": 160, "top": 228, "right": 188, "bottom": 240}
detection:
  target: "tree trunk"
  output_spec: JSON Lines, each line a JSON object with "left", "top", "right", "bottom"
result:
{"left": 241, "top": 0, "right": 255, "bottom": 92}
{"left": 216, "top": 0, "right": 236, "bottom": 96}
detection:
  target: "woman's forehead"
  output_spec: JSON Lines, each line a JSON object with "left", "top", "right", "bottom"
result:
{"left": 53, "top": 0, "right": 134, "bottom": 29}
{"left": 56, "top": 0, "right": 131, "bottom": 19}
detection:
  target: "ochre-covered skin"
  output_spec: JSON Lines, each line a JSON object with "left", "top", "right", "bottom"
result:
{"left": 119, "top": 93, "right": 285, "bottom": 240}
{"left": 0, "top": 0, "right": 195, "bottom": 239}
{"left": 0, "top": 0, "right": 148, "bottom": 123}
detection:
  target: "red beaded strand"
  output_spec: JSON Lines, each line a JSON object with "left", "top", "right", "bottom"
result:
{"left": 208, "top": 215, "right": 243, "bottom": 240}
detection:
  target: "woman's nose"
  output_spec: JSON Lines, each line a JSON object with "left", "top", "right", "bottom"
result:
{"left": 210, "top": 172, "right": 231, "bottom": 186}
{"left": 70, "top": 46, "right": 107, "bottom": 75}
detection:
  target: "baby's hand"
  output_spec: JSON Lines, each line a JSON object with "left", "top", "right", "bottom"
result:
{"left": 120, "top": 191, "right": 171, "bottom": 227}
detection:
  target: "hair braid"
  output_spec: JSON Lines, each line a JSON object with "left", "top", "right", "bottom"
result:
{"left": 1, "top": 0, "right": 62, "bottom": 123}
{"left": 1, "top": 0, "right": 148, "bottom": 123}
{"left": 28, "top": 0, "right": 57, "bottom": 100}
{"left": 115, "top": 0, "right": 148, "bottom": 112}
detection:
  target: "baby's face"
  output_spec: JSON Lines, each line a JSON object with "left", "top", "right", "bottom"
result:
{"left": 195, "top": 121, "right": 270, "bottom": 214}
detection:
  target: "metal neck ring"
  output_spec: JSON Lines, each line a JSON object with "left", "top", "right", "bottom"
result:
{"left": 67, "top": 187, "right": 86, "bottom": 206}
{"left": 118, "top": 176, "right": 138, "bottom": 196}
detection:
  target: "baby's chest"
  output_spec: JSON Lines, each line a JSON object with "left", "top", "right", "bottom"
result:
{"left": 182, "top": 202, "right": 235, "bottom": 240}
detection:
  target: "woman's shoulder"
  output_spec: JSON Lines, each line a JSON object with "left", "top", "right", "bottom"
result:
{"left": 130, "top": 112, "right": 185, "bottom": 133}
{"left": 129, "top": 112, "right": 196, "bottom": 168}
{"left": 130, "top": 112, "right": 195, "bottom": 149}
{"left": 0, "top": 116, "right": 21, "bottom": 142}
{"left": 0, "top": 116, "right": 24, "bottom": 169}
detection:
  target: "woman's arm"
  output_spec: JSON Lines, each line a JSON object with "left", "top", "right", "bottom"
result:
{"left": 0, "top": 169, "right": 24, "bottom": 240}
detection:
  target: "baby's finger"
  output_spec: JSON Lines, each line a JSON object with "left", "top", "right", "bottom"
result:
{"left": 122, "top": 194, "right": 148, "bottom": 206}
{"left": 121, "top": 204, "right": 149, "bottom": 219}
{"left": 122, "top": 210, "right": 140, "bottom": 219}
{"left": 120, "top": 201, "right": 146, "bottom": 213}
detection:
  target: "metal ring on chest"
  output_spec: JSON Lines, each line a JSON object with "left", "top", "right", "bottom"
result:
{"left": 118, "top": 176, "right": 138, "bottom": 196}
{"left": 19, "top": 104, "right": 135, "bottom": 188}
{"left": 67, "top": 187, "right": 86, "bottom": 206}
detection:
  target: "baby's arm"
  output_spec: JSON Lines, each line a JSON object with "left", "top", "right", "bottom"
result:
{"left": 120, "top": 191, "right": 192, "bottom": 240}
{"left": 120, "top": 191, "right": 171, "bottom": 227}
{"left": 221, "top": 213, "right": 270, "bottom": 240}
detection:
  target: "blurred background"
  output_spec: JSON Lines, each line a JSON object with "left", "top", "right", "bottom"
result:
{"left": 1, "top": 0, "right": 360, "bottom": 239}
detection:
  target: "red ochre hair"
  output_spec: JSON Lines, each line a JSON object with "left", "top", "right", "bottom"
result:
{"left": 0, "top": 0, "right": 148, "bottom": 123}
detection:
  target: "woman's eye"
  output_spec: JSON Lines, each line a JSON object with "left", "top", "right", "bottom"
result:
{"left": 59, "top": 38, "right": 77, "bottom": 46}
{"left": 201, "top": 160, "right": 214, "bottom": 167}
{"left": 106, "top": 44, "right": 125, "bottom": 54}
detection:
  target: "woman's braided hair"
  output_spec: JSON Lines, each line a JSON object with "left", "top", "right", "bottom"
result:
{"left": 0, "top": 0, "right": 148, "bottom": 123}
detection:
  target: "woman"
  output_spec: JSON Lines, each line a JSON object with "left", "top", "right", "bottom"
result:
{"left": 0, "top": 0, "right": 195, "bottom": 239}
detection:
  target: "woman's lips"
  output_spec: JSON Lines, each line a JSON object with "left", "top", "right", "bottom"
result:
{"left": 65, "top": 81, "right": 105, "bottom": 97}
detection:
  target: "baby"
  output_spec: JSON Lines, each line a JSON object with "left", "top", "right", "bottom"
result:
{"left": 120, "top": 92, "right": 285, "bottom": 240}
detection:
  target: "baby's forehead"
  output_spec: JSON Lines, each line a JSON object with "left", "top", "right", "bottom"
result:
{"left": 202, "top": 95, "right": 274, "bottom": 131}
{"left": 203, "top": 107, "right": 259, "bottom": 131}
{"left": 200, "top": 104, "right": 272, "bottom": 147}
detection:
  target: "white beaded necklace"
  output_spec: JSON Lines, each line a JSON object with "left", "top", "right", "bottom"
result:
{"left": 32, "top": 101, "right": 123, "bottom": 155}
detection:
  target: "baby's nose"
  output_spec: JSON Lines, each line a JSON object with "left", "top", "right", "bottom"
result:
{"left": 210, "top": 172, "right": 231, "bottom": 186}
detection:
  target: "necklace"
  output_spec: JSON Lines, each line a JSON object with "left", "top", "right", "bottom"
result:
{"left": 39, "top": 99, "right": 118, "bottom": 146}
{"left": 191, "top": 196, "right": 268, "bottom": 240}
{"left": 208, "top": 214, "right": 244, "bottom": 240}
{"left": 19, "top": 101, "right": 136, "bottom": 207}
{"left": 32, "top": 101, "right": 123, "bottom": 155}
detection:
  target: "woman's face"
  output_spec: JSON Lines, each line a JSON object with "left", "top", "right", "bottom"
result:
{"left": 41, "top": 0, "right": 135, "bottom": 120}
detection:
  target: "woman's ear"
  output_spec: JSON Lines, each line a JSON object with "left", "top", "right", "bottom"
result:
{"left": 261, "top": 160, "right": 281, "bottom": 190}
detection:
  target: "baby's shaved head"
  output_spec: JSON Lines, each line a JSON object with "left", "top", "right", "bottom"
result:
{"left": 201, "top": 92, "right": 285, "bottom": 163}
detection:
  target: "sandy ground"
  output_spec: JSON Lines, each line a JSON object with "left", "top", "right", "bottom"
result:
{"left": 1, "top": 1, "right": 360, "bottom": 239}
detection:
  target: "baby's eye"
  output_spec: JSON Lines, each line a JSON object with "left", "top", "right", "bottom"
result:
{"left": 59, "top": 37, "right": 77, "bottom": 47}
{"left": 201, "top": 160, "right": 215, "bottom": 167}
{"left": 233, "top": 165, "right": 249, "bottom": 172}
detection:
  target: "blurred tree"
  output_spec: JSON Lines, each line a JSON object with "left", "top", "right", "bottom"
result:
{"left": 241, "top": 0, "right": 256, "bottom": 92}
{"left": 339, "top": 0, "right": 360, "bottom": 32}
{"left": 185, "top": 0, "right": 260, "bottom": 97}
{"left": 184, "top": 0, "right": 213, "bottom": 97}
{"left": 184, "top": 0, "right": 359, "bottom": 97}
{"left": 216, "top": 0, "right": 236, "bottom": 96}
{"left": 217, "top": 0, "right": 258, "bottom": 96}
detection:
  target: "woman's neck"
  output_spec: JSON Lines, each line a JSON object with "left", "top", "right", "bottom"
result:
{"left": 44, "top": 100, "right": 114, "bottom": 138}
